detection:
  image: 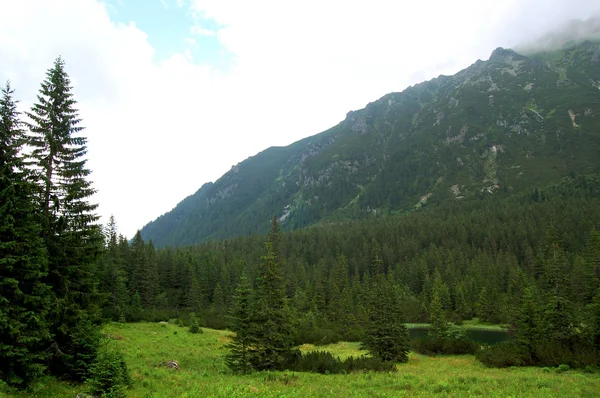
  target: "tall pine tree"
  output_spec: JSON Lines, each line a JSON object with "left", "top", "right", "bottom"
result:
{"left": 26, "top": 58, "right": 103, "bottom": 381}
{"left": 225, "top": 272, "right": 254, "bottom": 373}
{"left": 0, "top": 82, "right": 51, "bottom": 388}
{"left": 247, "top": 219, "right": 298, "bottom": 371}
{"left": 361, "top": 252, "right": 409, "bottom": 362}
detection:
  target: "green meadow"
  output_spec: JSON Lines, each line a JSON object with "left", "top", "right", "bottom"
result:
{"left": 2, "top": 322, "right": 599, "bottom": 398}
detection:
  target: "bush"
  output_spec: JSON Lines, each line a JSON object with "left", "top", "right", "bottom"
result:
{"left": 476, "top": 340, "right": 532, "bottom": 368}
{"left": 411, "top": 325, "right": 478, "bottom": 356}
{"left": 87, "top": 340, "right": 131, "bottom": 398}
{"left": 290, "top": 351, "right": 396, "bottom": 374}
{"left": 532, "top": 341, "right": 573, "bottom": 367}
{"left": 441, "top": 338, "right": 479, "bottom": 355}
{"left": 556, "top": 364, "right": 570, "bottom": 373}
{"left": 292, "top": 351, "right": 342, "bottom": 374}
{"left": 189, "top": 313, "right": 203, "bottom": 334}
{"left": 411, "top": 337, "right": 444, "bottom": 355}
{"left": 476, "top": 338, "right": 600, "bottom": 369}
{"left": 52, "top": 319, "right": 103, "bottom": 382}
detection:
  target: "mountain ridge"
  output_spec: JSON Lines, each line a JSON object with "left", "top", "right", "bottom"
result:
{"left": 141, "top": 41, "right": 600, "bottom": 247}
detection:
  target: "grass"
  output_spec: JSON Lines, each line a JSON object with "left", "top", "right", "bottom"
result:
{"left": 2, "top": 322, "right": 599, "bottom": 397}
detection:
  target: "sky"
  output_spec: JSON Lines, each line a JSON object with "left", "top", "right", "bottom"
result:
{"left": 1, "top": 0, "right": 599, "bottom": 238}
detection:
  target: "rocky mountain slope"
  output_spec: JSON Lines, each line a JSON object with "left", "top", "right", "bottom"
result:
{"left": 141, "top": 40, "right": 600, "bottom": 247}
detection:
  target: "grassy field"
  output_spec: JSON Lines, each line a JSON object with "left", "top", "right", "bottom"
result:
{"left": 2, "top": 322, "right": 599, "bottom": 397}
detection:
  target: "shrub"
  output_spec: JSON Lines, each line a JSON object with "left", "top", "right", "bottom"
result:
{"left": 87, "top": 340, "right": 131, "bottom": 398}
{"left": 343, "top": 355, "right": 396, "bottom": 372}
{"left": 476, "top": 340, "right": 532, "bottom": 368}
{"left": 556, "top": 364, "right": 570, "bottom": 373}
{"left": 441, "top": 337, "right": 478, "bottom": 355}
{"left": 411, "top": 325, "right": 478, "bottom": 356}
{"left": 292, "top": 351, "right": 343, "bottom": 374}
{"left": 411, "top": 337, "right": 444, "bottom": 355}
{"left": 290, "top": 351, "right": 396, "bottom": 374}
{"left": 189, "top": 313, "right": 203, "bottom": 334}
{"left": 532, "top": 341, "right": 573, "bottom": 367}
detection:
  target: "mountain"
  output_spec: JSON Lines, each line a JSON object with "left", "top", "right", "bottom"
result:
{"left": 141, "top": 40, "right": 600, "bottom": 247}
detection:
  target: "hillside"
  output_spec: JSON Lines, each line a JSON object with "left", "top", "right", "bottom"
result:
{"left": 141, "top": 40, "right": 600, "bottom": 247}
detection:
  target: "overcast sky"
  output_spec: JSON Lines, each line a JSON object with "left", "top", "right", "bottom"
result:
{"left": 1, "top": 0, "right": 599, "bottom": 238}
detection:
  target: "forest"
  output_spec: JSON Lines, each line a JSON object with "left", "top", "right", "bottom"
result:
{"left": 2, "top": 58, "right": 600, "bottom": 397}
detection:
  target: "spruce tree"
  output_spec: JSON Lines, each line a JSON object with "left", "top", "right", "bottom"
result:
{"left": 0, "top": 82, "right": 51, "bottom": 388}
{"left": 225, "top": 272, "right": 254, "bottom": 373}
{"left": 129, "top": 231, "right": 159, "bottom": 309}
{"left": 247, "top": 219, "right": 298, "bottom": 371}
{"left": 361, "top": 252, "right": 409, "bottom": 363}
{"left": 209, "top": 282, "right": 227, "bottom": 329}
{"left": 514, "top": 286, "right": 538, "bottom": 353}
{"left": 98, "top": 216, "right": 129, "bottom": 320}
{"left": 429, "top": 293, "right": 448, "bottom": 341}
{"left": 26, "top": 58, "right": 103, "bottom": 380}
{"left": 588, "top": 288, "right": 600, "bottom": 351}
{"left": 538, "top": 226, "right": 575, "bottom": 346}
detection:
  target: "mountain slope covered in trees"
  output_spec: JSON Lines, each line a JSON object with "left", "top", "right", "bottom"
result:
{"left": 141, "top": 40, "right": 600, "bottom": 247}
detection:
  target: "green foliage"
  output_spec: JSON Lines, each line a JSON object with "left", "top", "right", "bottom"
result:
{"left": 412, "top": 336, "right": 479, "bottom": 356}
{"left": 245, "top": 221, "right": 299, "bottom": 371}
{"left": 26, "top": 58, "right": 103, "bottom": 382}
{"left": 87, "top": 340, "right": 131, "bottom": 398}
{"left": 0, "top": 82, "right": 51, "bottom": 388}
{"left": 226, "top": 221, "right": 298, "bottom": 373}
{"left": 476, "top": 340, "right": 533, "bottom": 367}
{"left": 361, "top": 270, "right": 409, "bottom": 362}
{"left": 290, "top": 350, "right": 396, "bottom": 374}
{"left": 188, "top": 313, "right": 202, "bottom": 334}
{"left": 225, "top": 273, "right": 253, "bottom": 373}
{"left": 412, "top": 324, "right": 479, "bottom": 356}
{"left": 428, "top": 294, "right": 448, "bottom": 340}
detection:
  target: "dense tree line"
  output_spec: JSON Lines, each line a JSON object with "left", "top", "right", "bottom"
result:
{"left": 98, "top": 175, "right": 600, "bottom": 364}
{"left": 1, "top": 59, "right": 104, "bottom": 388}
{"left": 224, "top": 218, "right": 408, "bottom": 373}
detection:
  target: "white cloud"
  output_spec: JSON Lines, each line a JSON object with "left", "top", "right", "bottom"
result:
{"left": 1, "top": 0, "right": 599, "bottom": 238}
{"left": 190, "top": 23, "right": 217, "bottom": 36}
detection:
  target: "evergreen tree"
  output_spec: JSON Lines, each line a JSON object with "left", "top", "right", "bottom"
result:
{"left": 225, "top": 272, "right": 254, "bottom": 373}
{"left": 247, "top": 219, "right": 298, "bottom": 371}
{"left": 129, "top": 231, "right": 159, "bottom": 309}
{"left": 429, "top": 294, "right": 448, "bottom": 340}
{"left": 432, "top": 269, "right": 451, "bottom": 311}
{"left": 454, "top": 286, "right": 470, "bottom": 320}
{"left": 209, "top": 282, "right": 227, "bottom": 329}
{"left": 538, "top": 226, "right": 575, "bottom": 345}
{"left": 187, "top": 270, "right": 204, "bottom": 314}
{"left": 98, "top": 216, "right": 128, "bottom": 320}
{"left": 361, "top": 254, "right": 409, "bottom": 362}
{"left": 0, "top": 82, "right": 51, "bottom": 388}
{"left": 476, "top": 287, "right": 493, "bottom": 322}
{"left": 26, "top": 58, "right": 103, "bottom": 380}
{"left": 188, "top": 312, "right": 202, "bottom": 334}
{"left": 514, "top": 286, "right": 538, "bottom": 352}
{"left": 588, "top": 289, "right": 600, "bottom": 351}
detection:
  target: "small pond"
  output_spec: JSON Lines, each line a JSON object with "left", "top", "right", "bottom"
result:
{"left": 408, "top": 327, "right": 509, "bottom": 345}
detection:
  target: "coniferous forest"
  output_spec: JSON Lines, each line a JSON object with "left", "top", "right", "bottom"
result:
{"left": 1, "top": 58, "right": 104, "bottom": 388}
{"left": 2, "top": 56, "right": 600, "bottom": 395}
